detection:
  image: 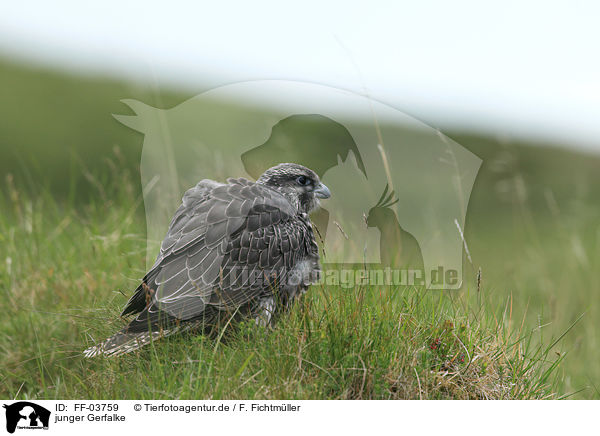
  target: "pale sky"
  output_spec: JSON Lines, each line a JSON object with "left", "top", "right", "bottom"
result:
{"left": 1, "top": 0, "right": 599, "bottom": 150}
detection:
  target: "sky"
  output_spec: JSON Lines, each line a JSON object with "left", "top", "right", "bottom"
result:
{"left": 1, "top": 0, "right": 599, "bottom": 150}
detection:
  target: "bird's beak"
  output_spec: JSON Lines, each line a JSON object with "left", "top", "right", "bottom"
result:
{"left": 314, "top": 183, "right": 331, "bottom": 199}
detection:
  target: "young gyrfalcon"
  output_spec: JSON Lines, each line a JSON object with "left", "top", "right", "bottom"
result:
{"left": 84, "top": 163, "right": 330, "bottom": 357}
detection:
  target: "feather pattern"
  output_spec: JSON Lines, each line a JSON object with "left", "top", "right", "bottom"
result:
{"left": 84, "top": 164, "right": 326, "bottom": 357}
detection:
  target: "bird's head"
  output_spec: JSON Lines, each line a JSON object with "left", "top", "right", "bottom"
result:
{"left": 366, "top": 184, "right": 398, "bottom": 227}
{"left": 257, "top": 163, "right": 331, "bottom": 213}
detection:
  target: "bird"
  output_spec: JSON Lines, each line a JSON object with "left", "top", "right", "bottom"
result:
{"left": 366, "top": 185, "right": 423, "bottom": 270}
{"left": 83, "top": 163, "right": 331, "bottom": 357}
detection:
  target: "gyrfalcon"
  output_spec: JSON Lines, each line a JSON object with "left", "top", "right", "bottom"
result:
{"left": 84, "top": 163, "right": 330, "bottom": 357}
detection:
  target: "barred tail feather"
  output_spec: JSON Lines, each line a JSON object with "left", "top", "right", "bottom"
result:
{"left": 83, "top": 327, "right": 183, "bottom": 358}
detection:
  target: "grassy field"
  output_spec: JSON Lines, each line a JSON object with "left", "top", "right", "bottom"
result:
{"left": 0, "top": 59, "right": 599, "bottom": 399}
{"left": 0, "top": 162, "right": 570, "bottom": 399}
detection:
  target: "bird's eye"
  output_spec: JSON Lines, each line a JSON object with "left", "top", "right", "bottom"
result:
{"left": 296, "top": 175, "right": 310, "bottom": 186}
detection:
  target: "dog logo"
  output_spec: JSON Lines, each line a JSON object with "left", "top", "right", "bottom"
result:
{"left": 3, "top": 402, "right": 50, "bottom": 434}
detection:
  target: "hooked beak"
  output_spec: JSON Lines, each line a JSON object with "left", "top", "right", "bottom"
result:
{"left": 314, "top": 183, "right": 331, "bottom": 199}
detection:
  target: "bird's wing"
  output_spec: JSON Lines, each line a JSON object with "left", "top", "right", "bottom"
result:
{"left": 121, "top": 178, "right": 317, "bottom": 332}
{"left": 120, "top": 179, "right": 223, "bottom": 317}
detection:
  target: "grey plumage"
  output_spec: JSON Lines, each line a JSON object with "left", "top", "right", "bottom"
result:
{"left": 84, "top": 163, "right": 330, "bottom": 357}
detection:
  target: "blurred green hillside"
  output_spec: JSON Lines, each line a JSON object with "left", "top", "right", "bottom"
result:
{"left": 2, "top": 57, "right": 599, "bottom": 209}
{"left": 1, "top": 58, "right": 599, "bottom": 397}
{"left": 0, "top": 59, "right": 187, "bottom": 199}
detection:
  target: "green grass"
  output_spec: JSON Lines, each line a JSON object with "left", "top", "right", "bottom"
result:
{"left": 0, "top": 154, "right": 574, "bottom": 400}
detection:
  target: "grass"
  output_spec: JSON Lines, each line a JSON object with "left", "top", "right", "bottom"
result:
{"left": 0, "top": 153, "right": 573, "bottom": 400}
